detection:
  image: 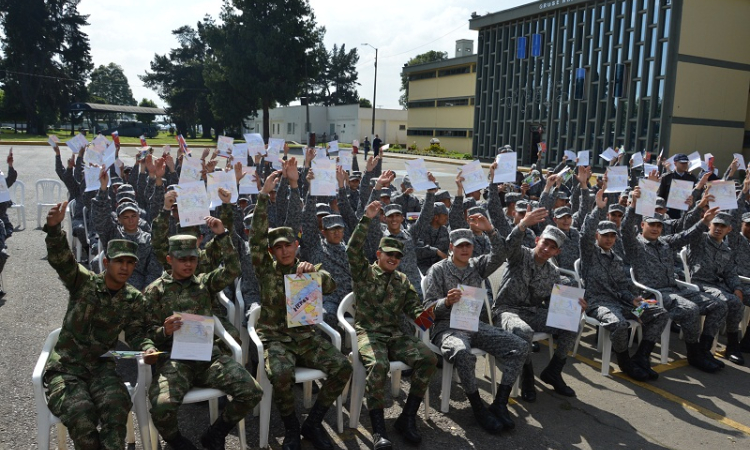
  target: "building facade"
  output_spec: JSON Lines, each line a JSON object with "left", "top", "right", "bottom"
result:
{"left": 402, "top": 41, "right": 478, "bottom": 154}
{"left": 470, "top": 0, "right": 750, "bottom": 169}
{"left": 243, "top": 104, "right": 407, "bottom": 146}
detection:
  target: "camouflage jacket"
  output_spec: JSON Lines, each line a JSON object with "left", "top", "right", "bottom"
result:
{"left": 44, "top": 224, "right": 154, "bottom": 378}
{"left": 347, "top": 216, "right": 424, "bottom": 337}
{"left": 251, "top": 193, "right": 336, "bottom": 343}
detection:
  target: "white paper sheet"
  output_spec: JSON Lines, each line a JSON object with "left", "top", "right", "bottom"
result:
{"left": 310, "top": 159, "right": 337, "bottom": 196}
{"left": 232, "top": 143, "right": 248, "bottom": 162}
{"left": 102, "top": 142, "right": 116, "bottom": 170}
{"left": 643, "top": 163, "right": 658, "bottom": 176}
{"left": 577, "top": 150, "right": 590, "bottom": 166}
{"left": 564, "top": 150, "right": 577, "bottom": 161}
{"left": 338, "top": 150, "right": 352, "bottom": 171}
{"left": 493, "top": 152, "right": 517, "bottom": 183}
{"left": 666, "top": 179, "right": 694, "bottom": 211}
{"left": 217, "top": 135, "right": 234, "bottom": 158}
{"left": 244, "top": 133, "right": 266, "bottom": 157}
{"left": 92, "top": 135, "right": 109, "bottom": 153}
{"left": 600, "top": 147, "right": 618, "bottom": 161}
{"left": 83, "top": 147, "right": 104, "bottom": 167}
{"left": 546, "top": 284, "right": 585, "bottom": 332}
{"left": 328, "top": 140, "right": 339, "bottom": 153}
{"left": 636, "top": 179, "right": 660, "bottom": 218}
{"left": 352, "top": 139, "right": 359, "bottom": 148}
{"left": 405, "top": 159, "right": 437, "bottom": 191}
{"left": 84, "top": 165, "right": 105, "bottom": 192}
{"left": 708, "top": 180, "right": 737, "bottom": 211}
{"left": 238, "top": 167, "right": 259, "bottom": 194}
{"left": 48, "top": 135, "right": 61, "bottom": 149}
{"left": 171, "top": 313, "right": 214, "bottom": 361}
{"left": 687, "top": 151, "right": 702, "bottom": 172}
{"left": 206, "top": 170, "right": 239, "bottom": 209}
{"left": 267, "top": 138, "right": 285, "bottom": 170}
{"left": 174, "top": 181, "right": 210, "bottom": 227}
{"left": 604, "top": 166, "right": 628, "bottom": 193}
{"left": 460, "top": 160, "right": 488, "bottom": 195}
{"left": 733, "top": 153, "right": 746, "bottom": 171}
{"left": 179, "top": 155, "right": 203, "bottom": 184}
{"left": 284, "top": 273, "right": 324, "bottom": 327}
{"left": 631, "top": 152, "right": 644, "bottom": 168}
{"left": 449, "top": 285, "right": 485, "bottom": 332}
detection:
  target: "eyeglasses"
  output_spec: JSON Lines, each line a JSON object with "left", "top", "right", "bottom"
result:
{"left": 384, "top": 251, "right": 403, "bottom": 259}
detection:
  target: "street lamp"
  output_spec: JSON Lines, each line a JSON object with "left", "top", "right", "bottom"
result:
{"left": 361, "top": 43, "right": 378, "bottom": 137}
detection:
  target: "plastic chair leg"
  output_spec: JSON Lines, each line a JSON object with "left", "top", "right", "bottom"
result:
{"left": 439, "top": 361, "right": 453, "bottom": 413}
{"left": 601, "top": 328, "right": 612, "bottom": 377}
{"left": 488, "top": 355, "right": 497, "bottom": 398}
{"left": 390, "top": 370, "right": 402, "bottom": 397}
{"left": 57, "top": 423, "right": 67, "bottom": 450}
{"left": 660, "top": 319, "right": 671, "bottom": 364}
{"left": 303, "top": 381, "right": 313, "bottom": 409}
{"left": 126, "top": 412, "right": 135, "bottom": 445}
{"left": 259, "top": 377, "right": 274, "bottom": 448}
{"left": 348, "top": 366, "right": 366, "bottom": 429}
{"left": 209, "top": 398, "right": 219, "bottom": 424}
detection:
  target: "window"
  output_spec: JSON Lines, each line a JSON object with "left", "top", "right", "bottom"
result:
{"left": 286, "top": 123, "right": 295, "bottom": 134}
{"left": 436, "top": 98, "right": 470, "bottom": 107}
{"left": 399, "top": 125, "right": 406, "bottom": 130}
{"left": 408, "top": 71, "right": 436, "bottom": 81}
{"left": 435, "top": 129, "right": 471, "bottom": 138}
{"left": 408, "top": 100, "right": 435, "bottom": 108}
{"left": 406, "top": 129, "right": 433, "bottom": 136}
{"left": 438, "top": 66, "right": 471, "bottom": 77}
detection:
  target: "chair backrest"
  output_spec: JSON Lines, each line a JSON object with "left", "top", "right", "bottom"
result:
{"left": 82, "top": 206, "right": 89, "bottom": 237}
{"left": 32, "top": 328, "right": 62, "bottom": 417}
{"left": 36, "top": 179, "right": 62, "bottom": 204}
{"left": 9, "top": 180, "right": 24, "bottom": 205}
{"left": 574, "top": 258, "right": 584, "bottom": 287}
{"left": 487, "top": 262, "right": 507, "bottom": 299}
{"left": 679, "top": 248, "right": 691, "bottom": 283}
{"left": 67, "top": 199, "right": 76, "bottom": 221}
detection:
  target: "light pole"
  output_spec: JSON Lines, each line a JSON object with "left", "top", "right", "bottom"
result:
{"left": 362, "top": 43, "right": 378, "bottom": 137}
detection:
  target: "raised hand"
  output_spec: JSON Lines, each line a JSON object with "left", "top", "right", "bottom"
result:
{"left": 520, "top": 207, "right": 548, "bottom": 228}
{"left": 285, "top": 157, "right": 299, "bottom": 181}
{"left": 468, "top": 213, "right": 493, "bottom": 232}
{"left": 376, "top": 170, "right": 395, "bottom": 189}
{"left": 365, "top": 200, "right": 382, "bottom": 219}
{"left": 99, "top": 166, "right": 109, "bottom": 191}
{"left": 46, "top": 201, "right": 69, "bottom": 227}
{"left": 702, "top": 206, "right": 720, "bottom": 225}
{"left": 261, "top": 171, "right": 282, "bottom": 194}
{"left": 488, "top": 162, "right": 497, "bottom": 182}
{"left": 296, "top": 261, "right": 315, "bottom": 276}
{"left": 595, "top": 188, "right": 607, "bottom": 209}
{"left": 234, "top": 161, "right": 245, "bottom": 183}
{"left": 456, "top": 171, "right": 465, "bottom": 193}
{"left": 163, "top": 190, "right": 177, "bottom": 211}
{"left": 153, "top": 158, "right": 166, "bottom": 179}
{"left": 336, "top": 166, "right": 347, "bottom": 188}
{"left": 204, "top": 216, "right": 226, "bottom": 235}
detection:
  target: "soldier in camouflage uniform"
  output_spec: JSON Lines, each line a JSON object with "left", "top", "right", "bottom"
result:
{"left": 42, "top": 201, "right": 155, "bottom": 450}
{"left": 251, "top": 171, "right": 352, "bottom": 450}
{"left": 622, "top": 187, "right": 726, "bottom": 372}
{"left": 415, "top": 202, "right": 450, "bottom": 274}
{"left": 580, "top": 188, "right": 670, "bottom": 381}
{"left": 347, "top": 201, "right": 438, "bottom": 450}
{"left": 391, "top": 176, "right": 422, "bottom": 213}
{"left": 424, "top": 224, "right": 529, "bottom": 434}
{"left": 141, "top": 220, "right": 261, "bottom": 450}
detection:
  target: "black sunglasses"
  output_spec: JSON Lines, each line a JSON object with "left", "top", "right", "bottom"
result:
{"left": 384, "top": 251, "right": 403, "bottom": 260}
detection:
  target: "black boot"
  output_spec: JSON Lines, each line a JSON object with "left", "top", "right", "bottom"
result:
{"left": 724, "top": 332, "right": 745, "bottom": 366}
{"left": 700, "top": 334, "right": 724, "bottom": 369}
{"left": 686, "top": 341, "right": 721, "bottom": 373}
{"left": 632, "top": 340, "right": 659, "bottom": 380}
{"left": 539, "top": 355, "right": 576, "bottom": 397}
{"left": 487, "top": 384, "right": 515, "bottom": 430}
{"left": 740, "top": 330, "right": 750, "bottom": 353}
{"left": 616, "top": 351, "right": 649, "bottom": 381}
{"left": 281, "top": 413, "right": 301, "bottom": 450}
{"left": 200, "top": 416, "right": 235, "bottom": 450}
{"left": 368, "top": 409, "right": 393, "bottom": 450}
{"left": 519, "top": 361, "right": 536, "bottom": 402}
{"left": 394, "top": 394, "right": 423, "bottom": 445}
{"left": 301, "top": 401, "right": 334, "bottom": 450}
{"left": 466, "top": 390, "right": 503, "bottom": 433}
{"left": 164, "top": 433, "right": 198, "bottom": 450}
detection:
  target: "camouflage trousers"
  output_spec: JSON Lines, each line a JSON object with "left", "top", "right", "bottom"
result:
{"left": 494, "top": 307, "right": 578, "bottom": 362}
{"left": 44, "top": 365, "right": 131, "bottom": 450}
{"left": 357, "top": 333, "right": 438, "bottom": 410}
{"left": 434, "top": 322, "right": 529, "bottom": 393}
{"left": 660, "top": 287, "right": 727, "bottom": 342}
{"left": 586, "top": 301, "right": 669, "bottom": 353}
{"left": 150, "top": 354, "right": 262, "bottom": 440}
{"left": 264, "top": 335, "right": 352, "bottom": 417}
{"left": 696, "top": 284, "right": 746, "bottom": 333}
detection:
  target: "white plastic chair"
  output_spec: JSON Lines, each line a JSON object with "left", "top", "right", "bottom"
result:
{"left": 36, "top": 179, "right": 63, "bottom": 228}
{"left": 486, "top": 263, "right": 507, "bottom": 300}
{"left": 135, "top": 316, "right": 247, "bottom": 450}
{"left": 248, "top": 306, "right": 344, "bottom": 448}
{"left": 66, "top": 199, "right": 83, "bottom": 261}
{"left": 571, "top": 259, "right": 642, "bottom": 376}
{"left": 233, "top": 279, "right": 252, "bottom": 364}
{"left": 32, "top": 328, "right": 151, "bottom": 450}
{"left": 337, "top": 293, "right": 430, "bottom": 429}
{"left": 679, "top": 248, "right": 691, "bottom": 283}
{"left": 629, "top": 268, "right": 674, "bottom": 364}
{"left": 8, "top": 179, "right": 26, "bottom": 229}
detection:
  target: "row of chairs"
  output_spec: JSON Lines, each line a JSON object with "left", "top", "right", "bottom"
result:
{"left": 6, "top": 179, "right": 66, "bottom": 230}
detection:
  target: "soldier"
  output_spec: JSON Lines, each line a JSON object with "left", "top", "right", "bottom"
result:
{"left": 415, "top": 202, "right": 450, "bottom": 274}
{"left": 251, "top": 171, "right": 352, "bottom": 450}
{"left": 424, "top": 224, "right": 529, "bottom": 433}
{"left": 623, "top": 187, "right": 726, "bottom": 372}
{"left": 732, "top": 211, "right": 750, "bottom": 352}
{"left": 392, "top": 176, "right": 421, "bottom": 214}
{"left": 347, "top": 200, "right": 438, "bottom": 450}
{"left": 581, "top": 188, "right": 670, "bottom": 381}
{"left": 42, "top": 201, "right": 156, "bottom": 450}
{"left": 658, "top": 153, "right": 697, "bottom": 219}
{"left": 141, "top": 218, "right": 261, "bottom": 450}
{"left": 0, "top": 149, "right": 17, "bottom": 236}
{"left": 492, "top": 208, "right": 585, "bottom": 401}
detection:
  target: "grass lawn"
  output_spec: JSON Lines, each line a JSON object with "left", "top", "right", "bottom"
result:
{"left": 0, "top": 130, "right": 218, "bottom": 146}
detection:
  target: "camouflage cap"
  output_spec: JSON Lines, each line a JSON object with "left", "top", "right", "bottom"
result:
{"left": 435, "top": 190, "right": 451, "bottom": 202}
{"left": 116, "top": 202, "right": 139, "bottom": 217}
{"left": 243, "top": 213, "right": 254, "bottom": 229}
{"left": 380, "top": 190, "right": 392, "bottom": 199}
{"left": 608, "top": 204, "right": 626, "bottom": 215}
{"left": 401, "top": 176, "right": 412, "bottom": 189}
{"left": 434, "top": 203, "right": 449, "bottom": 215}
{"left": 118, "top": 184, "right": 135, "bottom": 194}
{"left": 516, "top": 200, "right": 530, "bottom": 210}
{"left": 110, "top": 176, "right": 124, "bottom": 187}
{"left": 655, "top": 197, "right": 666, "bottom": 208}
{"left": 379, "top": 236, "right": 404, "bottom": 255}
{"left": 462, "top": 198, "right": 477, "bottom": 210}
{"left": 269, "top": 227, "right": 297, "bottom": 247}
{"left": 449, "top": 229, "right": 474, "bottom": 246}
{"left": 384, "top": 204, "right": 403, "bottom": 216}
{"left": 467, "top": 206, "right": 488, "bottom": 218}
{"left": 597, "top": 220, "right": 619, "bottom": 235}
{"left": 106, "top": 239, "right": 139, "bottom": 261}
{"left": 322, "top": 214, "right": 345, "bottom": 230}
{"left": 504, "top": 192, "right": 522, "bottom": 204}
{"left": 711, "top": 212, "right": 733, "bottom": 226}
{"left": 555, "top": 191, "right": 570, "bottom": 201}
{"left": 643, "top": 216, "right": 664, "bottom": 224}
{"left": 349, "top": 171, "right": 363, "bottom": 180}
{"left": 742, "top": 212, "right": 750, "bottom": 223}
{"left": 316, "top": 203, "right": 332, "bottom": 216}
{"left": 541, "top": 225, "right": 567, "bottom": 247}
{"left": 168, "top": 234, "right": 199, "bottom": 258}
{"left": 166, "top": 184, "right": 178, "bottom": 192}
{"left": 554, "top": 206, "right": 572, "bottom": 218}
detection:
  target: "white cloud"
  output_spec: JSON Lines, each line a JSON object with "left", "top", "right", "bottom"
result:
{"left": 79, "top": 0, "right": 532, "bottom": 109}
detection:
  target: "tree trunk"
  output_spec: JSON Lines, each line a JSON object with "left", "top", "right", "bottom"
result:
{"left": 262, "top": 98, "right": 271, "bottom": 143}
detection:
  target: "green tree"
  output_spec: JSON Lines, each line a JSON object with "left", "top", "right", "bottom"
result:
{"left": 88, "top": 63, "right": 136, "bottom": 106}
{"left": 399, "top": 50, "right": 447, "bottom": 108}
{"left": 359, "top": 97, "right": 372, "bottom": 108}
{"left": 136, "top": 98, "right": 157, "bottom": 126}
{"left": 203, "top": 0, "right": 324, "bottom": 140}
{"left": 0, "top": 0, "right": 92, "bottom": 134}
{"left": 309, "top": 43, "right": 360, "bottom": 106}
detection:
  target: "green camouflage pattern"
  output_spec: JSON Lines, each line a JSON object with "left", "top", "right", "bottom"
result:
{"left": 268, "top": 226, "right": 296, "bottom": 247}
{"left": 167, "top": 234, "right": 199, "bottom": 258}
{"left": 106, "top": 239, "right": 139, "bottom": 260}
{"left": 379, "top": 235, "right": 404, "bottom": 254}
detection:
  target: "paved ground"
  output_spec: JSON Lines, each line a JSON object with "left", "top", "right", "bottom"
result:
{"left": 0, "top": 144, "right": 748, "bottom": 450}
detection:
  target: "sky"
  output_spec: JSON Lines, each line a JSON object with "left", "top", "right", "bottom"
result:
{"left": 78, "top": 0, "right": 533, "bottom": 110}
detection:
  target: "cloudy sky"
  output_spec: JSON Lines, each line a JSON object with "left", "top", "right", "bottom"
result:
{"left": 78, "top": 0, "right": 533, "bottom": 109}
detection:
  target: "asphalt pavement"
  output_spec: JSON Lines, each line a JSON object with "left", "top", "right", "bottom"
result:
{"left": 0, "top": 144, "right": 748, "bottom": 450}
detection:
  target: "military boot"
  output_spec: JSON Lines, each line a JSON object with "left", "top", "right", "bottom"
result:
{"left": 539, "top": 355, "right": 576, "bottom": 396}
{"left": 301, "top": 401, "right": 334, "bottom": 450}
{"left": 394, "top": 394, "right": 424, "bottom": 444}
{"left": 724, "top": 332, "right": 745, "bottom": 366}
{"left": 200, "top": 416, "right": 234, "bottom": 450}
{"left": 466, "top": 390, "right": 503, "bottom": 433}
{"left": 632, "top": 340, "right": 659, "bottom": 380}
{"left": 487, "top": 384, "right": 516, "bottom": 430}
{"left": 281, "top": 413, "right": 301, "bottom": 450}
{"left": 686, "top": 341, "right": 721, "bottom": 373}
{"left": 699, "top": 334, "right": 724, "bottom": 369}
{"left": 519, "top": 361, "right": 536, "bottom": 402}
{"left": 164, "top": 433, "right": 198, "bottom": 450}
{"left": 368, "top": 408, "right": 392, "bottom": 450}
{"left": 616, "top": 350, "right": 649, "bottom": 381}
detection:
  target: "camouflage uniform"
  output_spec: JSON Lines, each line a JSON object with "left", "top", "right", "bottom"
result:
{"left": 43, "top": 228, "right": 154, "bottom": 450}
{"left": 580, "top": 207, "right": 669, "bottom": 353}
{"left": 347, "top": 216, "right": 438, "bottom": 410}
{"left": 142, "top": 233, "right": 261, "bottom": 441}
{"left": 424, "top": 230, "right": 528, "bottom": 392}
{"left": 415, "top": 222, "right": 450, "bottom": 274}
{"left": 392, "top": 192, "right": 421, "bottom": 214}
{"left": 621, "top": 207, "right": 726, "bottom": 342}
{"left": 251, "top": 194, "right": 352, "bottom": 417}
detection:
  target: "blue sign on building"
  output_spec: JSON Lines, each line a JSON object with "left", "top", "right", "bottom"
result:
{"left": 517, "top": 37, "right": 527, "bottom": 59}
{"left": 531, "top": 34, "right": 542, "bottom": 57}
